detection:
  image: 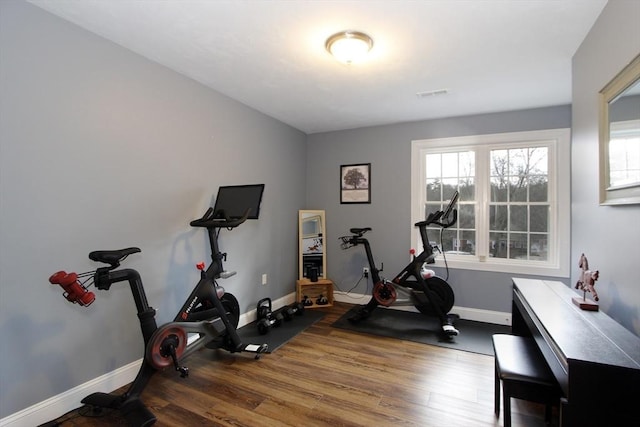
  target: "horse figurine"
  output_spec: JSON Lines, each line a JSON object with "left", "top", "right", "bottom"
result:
{"left": 575, "top": 253, "right": 599, "bottom": 302}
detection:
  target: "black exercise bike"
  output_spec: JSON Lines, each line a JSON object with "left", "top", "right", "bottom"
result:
{"left": 49, "top": 207, "right": 267, "bottom": 427}
{"left": 339, "top": 191, "right": 460, "bottom": 337}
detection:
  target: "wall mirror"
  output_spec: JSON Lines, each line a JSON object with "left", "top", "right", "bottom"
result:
{"left": 298, "top": 210, "right": 326, "bottom": 280}
{"left": 599, "top": 53, "right": 640, "bottom": 205}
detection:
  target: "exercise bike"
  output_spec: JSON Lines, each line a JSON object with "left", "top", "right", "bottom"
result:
{"left": 48, "top": 207, "right": 268, "bottom": 427}
{"left": 339, "top": 191, "right": 460, "bottom": 338}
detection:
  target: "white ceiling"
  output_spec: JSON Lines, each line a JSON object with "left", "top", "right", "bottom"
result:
{"left": 29, "top": 0, "right": 607, "bottom": 134}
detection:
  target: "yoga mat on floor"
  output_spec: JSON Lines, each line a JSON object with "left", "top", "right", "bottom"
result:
{"left": 332, "top": 306, "right": 511, "bottom": 355}
{"left": 237, "top": 308, "right": 326, "bottom": 353}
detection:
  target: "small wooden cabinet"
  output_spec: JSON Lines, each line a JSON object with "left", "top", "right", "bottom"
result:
{"left": 296, "top": 278, "right": 333, "bottom": 308}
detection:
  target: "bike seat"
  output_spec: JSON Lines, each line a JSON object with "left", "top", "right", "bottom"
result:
{"left": 89, "top": 247, "right": 141, "bottom": 266}
{"left": 350, "top": 227, "right": 371, "bottom": 235}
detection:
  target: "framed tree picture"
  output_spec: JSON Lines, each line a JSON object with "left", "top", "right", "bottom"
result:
{"left": 340, "top": 163, "right": 371, "bottom": 204}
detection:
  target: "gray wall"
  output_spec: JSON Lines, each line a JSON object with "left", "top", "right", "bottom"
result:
{"left": 571, "top": 0, "right": 640, "bottom": 337}
{"left": 3, "top": 0, "right": 640, "bottom": 421}
{"left": 0, "top": 1, "right": 306, "bottom": 418}
{"left": 308, "top": 0, "right": 640, "bottom": 339}
{"left": 307, "top": 106, "right": 571, "bottom": 314}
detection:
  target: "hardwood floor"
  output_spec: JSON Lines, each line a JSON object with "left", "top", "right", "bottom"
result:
{"left": 51, "top": 302, "right": 556, "bottom": 426}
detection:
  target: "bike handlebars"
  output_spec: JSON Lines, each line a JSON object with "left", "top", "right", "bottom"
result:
{"left": 415, "top": 208, "right": 457, "bottom": 229}
{"left": 339, "top": 227, "right": 371, "bottom": 249}
{"left": 415, "top": 190, "right": 459, "bottom": 229}
{"left": 189, "top": 208, "right": 250, "bottom": 229}
{"left": 340, "top": 191, "right": 459, "bottom": 249}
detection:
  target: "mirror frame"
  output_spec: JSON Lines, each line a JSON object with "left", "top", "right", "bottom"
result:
{"left": 598, "top": 54, "right": 640, "bottom": 205}
{"left": 298, "top": 210, "right": 326, "bottom": 280}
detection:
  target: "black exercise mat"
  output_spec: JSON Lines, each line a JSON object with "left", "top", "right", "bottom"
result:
{"left": 237, "top": 309, "right": 326, "bottom": 353}
{"left": 332, "top": 307, "right": 510, "bottom": 355}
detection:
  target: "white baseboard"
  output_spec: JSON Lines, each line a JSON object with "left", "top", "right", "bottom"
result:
{"left": 1, "top": 292, "right": 298, "bottom": 427}
{"left": 452, "top": 305, "right": 512, "bottom": 325}
{"left": 333, "top": 291, "right": 511, "bottom": 326}
{"left": 239, "top": 292, "right": 296, "bottom": 326}
{"left": 0, "top": 360, "right": 141, "bottom": 427}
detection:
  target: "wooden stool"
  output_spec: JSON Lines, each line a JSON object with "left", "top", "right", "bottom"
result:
{"left": 492, "top": 334, "right": 561, "bottom": 427}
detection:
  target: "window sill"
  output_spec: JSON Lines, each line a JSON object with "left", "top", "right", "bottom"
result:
{"left": 433, "top": 256, "right": 569, "bottom": 278}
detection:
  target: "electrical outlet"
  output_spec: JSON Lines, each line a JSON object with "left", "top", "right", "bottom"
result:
{"left": 262, "top": 274, "right": 267, "bottom": 285}
{"left": 363, "top": 267, "right": 369, "bottom": 277}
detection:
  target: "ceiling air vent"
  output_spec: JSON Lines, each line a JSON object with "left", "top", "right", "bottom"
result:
{"left": 416, "top": 89, "right": 449, "bottom": 98}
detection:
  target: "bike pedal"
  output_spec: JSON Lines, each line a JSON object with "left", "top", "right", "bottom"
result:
{"left": 243, "top": 343, "right": 269, "bottom": 359}
{"left": 178, "top": 366, "right": 189, "bottom": 378}
{"left": 442, "top": 324, "right": 459, "bottom": 336}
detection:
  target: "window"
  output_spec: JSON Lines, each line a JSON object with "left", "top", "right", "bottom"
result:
{"left": 411, "top": 129, "right": 570, "bottom": 277}
{"left": 608, "top": 119, "right": 640, "bottom": 189}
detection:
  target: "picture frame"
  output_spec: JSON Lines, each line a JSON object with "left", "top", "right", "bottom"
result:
{"left": 340, "top": 163, "right": 371, "bottom": 204}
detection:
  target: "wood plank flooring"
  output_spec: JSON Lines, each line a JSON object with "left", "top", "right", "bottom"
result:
{"left": 50, "top": 302, "right": 557, "bottom": 426}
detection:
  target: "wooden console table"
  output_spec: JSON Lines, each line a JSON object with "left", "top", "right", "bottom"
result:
{"left": 296, "top": 278, "right": 333, "bottom": 308}
{"left": 512, "top": 278, "right": 640, "bottom": 426}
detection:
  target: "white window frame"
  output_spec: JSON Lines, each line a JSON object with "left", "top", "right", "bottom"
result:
{"left": 411, "top": 129, "right": 571, "bottom": 278}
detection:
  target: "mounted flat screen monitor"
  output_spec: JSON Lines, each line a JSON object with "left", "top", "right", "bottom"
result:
{"left": 442, "top": 190, "right": 459, "bottom": 221}
{"left": 213, "top": 184, "right": 265, "bottom": 220}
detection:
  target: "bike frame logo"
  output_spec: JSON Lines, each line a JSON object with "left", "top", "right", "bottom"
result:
{"left": 181, "top": 296, "right": 199, "bottom": 320}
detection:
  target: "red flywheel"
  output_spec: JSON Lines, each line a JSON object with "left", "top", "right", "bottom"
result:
{"left": 373, "top": 281, "right": 397, "bottom": 306}
{"left": 146, "top": 324, "right": 187, "bottom": 370}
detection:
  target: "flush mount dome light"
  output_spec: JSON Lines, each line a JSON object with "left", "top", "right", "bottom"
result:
{"left": 325, "top": 31, "right": 373, "bottom": 64}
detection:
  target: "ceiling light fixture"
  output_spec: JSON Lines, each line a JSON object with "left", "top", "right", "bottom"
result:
{"left": 325, "top": 31, "right": 373, "bottom": 65}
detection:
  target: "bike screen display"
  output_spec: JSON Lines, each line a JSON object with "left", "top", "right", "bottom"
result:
{"left": 213, "top": 184, "right": 265, "bottom": 219}
{"left": 441, "top": 191, "right": 459, "bottom": 221}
